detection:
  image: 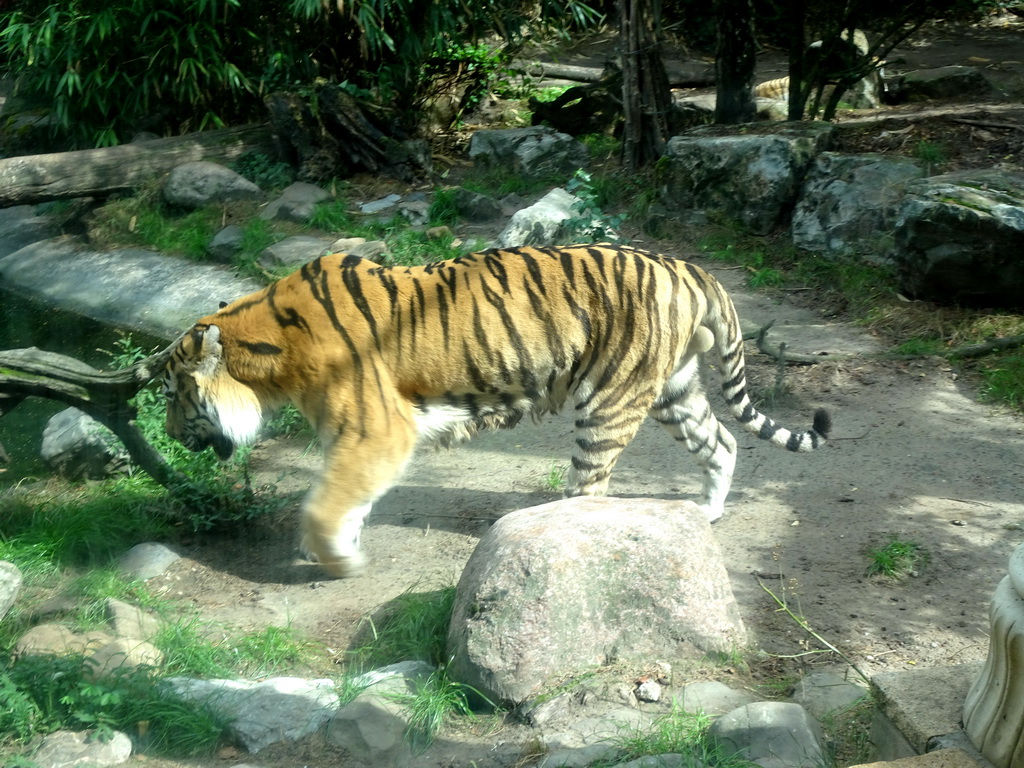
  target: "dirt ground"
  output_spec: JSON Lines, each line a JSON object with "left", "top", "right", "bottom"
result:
{"left": 113, "top": 14, "right": 1024, "bottom": 767}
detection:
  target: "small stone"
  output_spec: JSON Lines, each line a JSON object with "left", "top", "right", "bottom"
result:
{"left": 86, "top": 639, "right": 163, "bottom": 680}
{"left": 636, "top": 680, "right": 662, "bottom": 702}
{"left": 360, "top": 194, "right": 401, "bottom": 214}
{"left": 118, "top": 542, "right": 180, "bottom": 580}
{"left": 30, "top": 729, "right": 133, "bottom": 767}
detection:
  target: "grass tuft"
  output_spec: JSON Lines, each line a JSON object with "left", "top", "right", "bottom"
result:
{"left": 352, "top": 587, "right": 456, "bottom": 670}
{"left": 866, "top": 536, "right": 928, "bottom": 580}
{"left": 614, "top": 702, "right": 752, "bottom": 766}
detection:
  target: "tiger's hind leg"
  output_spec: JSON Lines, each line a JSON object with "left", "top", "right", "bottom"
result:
{"left": 650, "top": 355, "right": 738, "bottom": 523}
{"left": 566, "top": 383, "right": 653, "bottom": 498}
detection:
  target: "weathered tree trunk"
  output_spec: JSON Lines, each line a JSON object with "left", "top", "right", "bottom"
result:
{"left": 513, "top": 58, "right": 715, "bottom": 89}
{"left": 714, "top": 0, "right": 758, "bottom": 125}
{"left": 0, "top": 344, "right": 185, "bottom": 489}
{"left": 0, "top": 125, "right": 277, "bottom": 209}
{"left": 529, "top": 66, "right": 623, "bottom": 136}
{"left": 511, "top": 60, "right": 609, "bottom": 83}
{"left": 787, "top": 0, "right": 810, "bottom": 121}
{"left": 618, "top": 0, "right": 674, "bottom": 172}
{"left": 266, "top": 85, "right": 429, "bottom": 183}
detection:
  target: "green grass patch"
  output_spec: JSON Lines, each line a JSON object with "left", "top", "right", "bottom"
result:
{"left": 821, "top": 695, "right": 874, "bottom": 767}
{"left": 230, "top": 151, "right": 296, "bottom": 192}
{"left": 428, "top": 187, "right": 461, "bottom": 227}
{"left": 393, "top": 666, "right": 486, "bottom": 752}
{"left": 580, "top": 133, "right": 621, "bottom": 162}
{"left": 352, "top": 587, "right": 456, "bottom": 670}
{"left": 978, "top": 351, "right": 1024, "bottom": 411}
{"left": 894, "top": 336, "right": 946, "bottom": 356}
{"left": 698, "top": 229, "right": 898, "bottom": 309}
{"left": 543, "top": 462, "right": 568, "bottom": 492}
{"left": 85, "top": 184, "right": 225, "bottom": 260}
{"left": 613, "top": 702, "right": 752, "bottom": 766}
{"left": 346, "top": 586, "right": 495, "bottom": 749}
{"left": 154, "top": 614, "right": 321, "bottom": 679}
{"left": 308, "top": 199, "right": 355, "bottom": 232}
{"left": 0, "top": 483, "right": 173, "bottom": 574}
{"left": 462, "top": 168, "right": 568, "bottom": 198}
{"left": 866, "top": 536, "right": 928, "bottom": 580}
{"left": 383, "top": 228, "right": 466, "bottom": 266}
{"left": 0, "top": 656, "right": 229, "bottom": 756}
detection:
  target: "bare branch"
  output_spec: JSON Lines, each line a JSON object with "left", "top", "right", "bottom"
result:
{"left": 0, "top": 339, "right": 186, "bottom": 489}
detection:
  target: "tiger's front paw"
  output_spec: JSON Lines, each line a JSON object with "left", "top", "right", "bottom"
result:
{"left": 319, "top": 552, "right": 368, "bottom": 578}
{"left": 300, "top": 533, "right": 368, "bottom": 578}
{"left": 699, "top": 504, "right": 724, "bottom": 524}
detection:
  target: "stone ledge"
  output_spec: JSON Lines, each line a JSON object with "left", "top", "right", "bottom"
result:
{"left": 851, "top": 746, "right": 988, "bottom": 768}
{"left": 872, "top": 663, "right": 983, "bottom": 757}
{"left": 870, "top": 662, "right": 995, "bottom": 765}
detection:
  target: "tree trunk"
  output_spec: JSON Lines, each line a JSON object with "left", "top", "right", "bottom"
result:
{"left": 0, "top": 344, "right": 186, "bottom": 489}
{"left": 266, "top": 85, "right": 430, "bottom": 183}
{"left": 786, "top": 0, "right": 809, "bottom": 121}
{"left": 618, "top": 0, "right": 674, "bottom": 172}
{"left": 714, "top": 0, "right": 758, "bottom": 125}
{"left": 0, "top": 125, "right": 277, "bottom": 209}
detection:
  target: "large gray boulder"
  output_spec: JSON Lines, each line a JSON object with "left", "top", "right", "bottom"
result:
{"left": 891, "top": 169, "right": 1024, "bottom": 306}
{"left": 163, "top": 161, "right": 262, "bottom": 209}
{"left": 326, "top": 661, "right": 434, "bottom": 767}
{"left": 661, "top": 122, "right": 834, "bottom": 234}
{"left": 0, "top": 205, "right": 60, "bottom": 259}
{"left": 497, "top": 187, "right": 580, "bottom": 248}
{"left": 28, "top": 729, "right": 133, "bottom": 768}
{"left": 447, "top": 496, "right": 747, "bottom": 706}
{"left": 792, "top": 152, "right": 925, "bottom": 261}
{"left": 260, "top": 181, "right": 330, "bottom": 223}
{"left": 41, "top": 408, "right": 129, "bottom": 480}
{"left": 469, "top": 126, "right": 588, "bottom": 181}
{"left": 0, "top": 561, "right": 22, "bottom": 622}
{"left": 890, "top": 65, "right": 995, "bottom": 103}
{"left": 166, "top": 676, "right": 339, "bottom": 753}
{"left": 258, "top": 235, "right": 334, "bottom": 271}
{"left": 708, "top": 701, "right": 827, "bottom": 768}
{"left": 0, "top": 240, "right": 263, "bottom": 340}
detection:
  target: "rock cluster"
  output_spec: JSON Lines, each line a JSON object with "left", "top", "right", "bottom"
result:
{"left": 0, "top": 493, "right": 870, "bottom": 768}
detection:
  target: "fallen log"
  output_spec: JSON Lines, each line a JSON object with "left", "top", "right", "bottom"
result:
{"left": 510, "top": 59, "right": 607, "bottom": 82}
{"left": 0, "top": 124, "right": 278, "bottom": 209}
{"left": 0, "top": 342, "right": 186, "bottom": 489}
{"left": 511, "top": 58, "right": 716, "bottom": 88}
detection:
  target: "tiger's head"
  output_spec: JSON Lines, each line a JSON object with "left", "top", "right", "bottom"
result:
{"left": 163, "top": 324, "right": 265, "bottom": 460}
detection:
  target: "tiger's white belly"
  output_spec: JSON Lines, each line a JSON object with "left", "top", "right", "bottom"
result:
{"left": 411, "top": 391, "right": 562, "bottom": 448}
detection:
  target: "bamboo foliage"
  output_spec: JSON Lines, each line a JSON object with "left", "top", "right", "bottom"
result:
{"left": 1, "top": 0, "right": 601, "bottom": 148}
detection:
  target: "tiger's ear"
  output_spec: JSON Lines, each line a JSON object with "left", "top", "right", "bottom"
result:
{"left": 193, "top": 324, "right": 224, "bottom": 378}
{"left": 219, "top": 301, "right": 229, "bottom": 309}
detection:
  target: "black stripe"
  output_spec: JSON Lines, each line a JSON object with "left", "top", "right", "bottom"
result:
{"left": 238, "top": 341, "right": 282, "bottom": 355}
{"left": 737, "top": 403, "right": 757, "bottom": 423}
{"left": 342, "top": 267, "right": 381, "bottom": 350}
{"left": 575, "top": 437, "right": 624, "bottom": 453}
{"left": 484, "top": 254, "right": 511, "bottom": 294}
{"left": 436, "top": 284, "right": 451, "bottom": 350}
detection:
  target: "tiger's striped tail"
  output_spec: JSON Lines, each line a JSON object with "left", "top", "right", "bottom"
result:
{"left": 706, "top": 279, "right": 831, "bottom": 452}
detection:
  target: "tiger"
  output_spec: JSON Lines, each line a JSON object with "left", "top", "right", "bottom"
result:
{"left": 163, "top": 244, "right": 830, "bottom": 578}
{"left": 754, "top": 76, "right": 791, "bottom": 101}
{"left": 754, "top": 30, "right": 885, "bottom": 109}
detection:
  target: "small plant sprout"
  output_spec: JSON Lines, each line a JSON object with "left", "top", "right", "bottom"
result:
{"left": 565, "top": 169, "right": 625, "bottom": 243}
{"left": 544, "top": 462, "right": 568, "bottom": 492}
